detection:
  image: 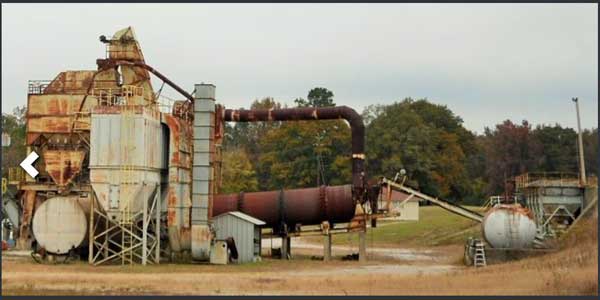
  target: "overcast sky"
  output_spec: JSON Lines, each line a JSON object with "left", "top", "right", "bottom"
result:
{"left": 2, "top": 4, "right": 597, "bottom": 133}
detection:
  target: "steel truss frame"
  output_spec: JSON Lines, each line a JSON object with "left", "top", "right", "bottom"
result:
{"left": 88, "top": 185, "right": 161, "bottom": 265}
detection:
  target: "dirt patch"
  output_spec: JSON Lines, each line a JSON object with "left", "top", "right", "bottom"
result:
{"left": 2, "top": 219, "right": 597, "bottom": 296}
{"left": 263, "top": 237, "right": 452, "bottom": 263}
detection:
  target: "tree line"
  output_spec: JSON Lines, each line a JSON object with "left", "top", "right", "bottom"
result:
{"left": 1, "top": 89, "right": 597, "bottom": 205}
{"left": 222, "top": 88, "right": 598, "bottom": 205}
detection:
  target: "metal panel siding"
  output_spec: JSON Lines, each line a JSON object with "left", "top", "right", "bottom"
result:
{"left": 193, "top": 140, "right": 211, "bottom": 152}
{"left": 213, "top": 214, "right": 259, "bottom": 263}
{"left": 193, "top": 166, "right": 212, "bottom": 180}
{"left": 192, "top": 181, "right": 210, "bottom": 194}
{"left": 192, "top": 85, "right": 214, "bottom": 226}
{"left": 194, "top": 100, "right": 216, "bottom": 112}
{"left": 193, "top": 127, "right": 212, "bottom": 139}
{"left": 89, "top": 109, "right": 164, "bottom": 221}
{"left": 90, "top": 112, "right": 165, "bottom": 168}
{"left": 193, "top": 153, "right": 210, "bottom": 166}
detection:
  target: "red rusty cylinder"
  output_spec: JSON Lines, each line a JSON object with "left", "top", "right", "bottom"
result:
{"left": 212, "top": 185, "right": 355, "bottom": 228}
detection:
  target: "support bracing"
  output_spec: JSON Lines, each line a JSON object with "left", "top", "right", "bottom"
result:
{"left": 89, "top": 185, "right": 161, "bottom": 265}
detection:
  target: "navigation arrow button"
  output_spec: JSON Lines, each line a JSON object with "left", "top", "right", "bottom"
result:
{"left": 20, "top": 151, "right": 39, "bottom": 178}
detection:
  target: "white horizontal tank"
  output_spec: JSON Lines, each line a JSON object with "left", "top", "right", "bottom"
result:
{"left": 32, "top": 196, "right": 88, "bottom": 254}
{"left": 482, "top": 204, "right": 537, "bottom": 249}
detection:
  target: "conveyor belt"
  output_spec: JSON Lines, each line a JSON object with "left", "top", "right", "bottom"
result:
{"left": 381, "top": 178, "right": 483, "bottom": 223}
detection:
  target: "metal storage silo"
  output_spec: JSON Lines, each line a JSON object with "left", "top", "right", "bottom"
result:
{"left": 88, "top": 87, "right": 166, "bottom": 265}
{"left": 89, "top": 103, "right": 165, "bottom": 222}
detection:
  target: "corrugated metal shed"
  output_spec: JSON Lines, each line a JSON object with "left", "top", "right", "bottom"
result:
{"left": 212, "top": 211, "right": 264, "bottom": 263}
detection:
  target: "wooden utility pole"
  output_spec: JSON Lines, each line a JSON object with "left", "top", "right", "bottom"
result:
{"left": 572, "top": 98, "right": 587, "bottom": 186}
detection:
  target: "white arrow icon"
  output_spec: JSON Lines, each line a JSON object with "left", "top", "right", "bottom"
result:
{"left": 20, "top": 151, "right": 39, "bottom": 178}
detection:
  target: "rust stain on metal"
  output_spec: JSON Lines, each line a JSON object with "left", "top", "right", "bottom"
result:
{"left": 213, "top": 185, "right": 355, "bottom": 229}
{"left": 173, "top": 100, "right": 193, "bottom": 120}
{"left": 223, "top": 106, "right": 367, "bottom": 204}
{"left": 167, "top": 186, "right": 178, "bottom": 226}
{"left": 44, "top": 71, "right": 96, "bottom": 94}
{"left": 214, "top": 105, "right": 224, "bottom": 140}
{"left": 180, "top": 227, "right": 191, "bottom": 249}
{"left": 18, "top": 191, "right": 37, "bottom": 244}
{"left": 42, "top": 150, "right": 85, "bottom": 188}
{"left": 166, "top": 116, "right": 180, "bottom": 143}
{"left": 489, "top": 204, "right": 535, "bottom": 220}
{"left": 26, "top": 94, "right": 98, "bottom": 144}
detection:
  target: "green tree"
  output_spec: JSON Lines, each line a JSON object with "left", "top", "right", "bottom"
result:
{"left": 223, "top": 98, "right": 283, "bottom": 189}
{"left": 582, "top": 128, "right": 598, "bottom": 177}
{"left": 482, "top": 120, "right": 542, "bottom": 194}
{"left": 2, "top": 106, "right": 27, "bottom": 178}
{"left": 361, "top": 104, "right": 386, "bottom": 126}
{"left": 258, "top": 119, "right": 351, "bottom": 189}
{"left": 532, "top": 124, "right": 578, "bottom": 173}
{"left": 365, "top": 99, "right": 472, "bottom": 202}
{"left": 294, "top": 87, "right": 335, "bottom": 108}
{"left": 220, "top": 148, "right": 259, "bottom": 194}
{"left": 257, "top": 87, "right": 351, "bottom": 189}
{"left": 223, "top": 97, "right": 282, "bottom": 152}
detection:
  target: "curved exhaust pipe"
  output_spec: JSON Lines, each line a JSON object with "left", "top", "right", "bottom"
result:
{"left": 223, "top": 106, "right": 366, "bottom": 203}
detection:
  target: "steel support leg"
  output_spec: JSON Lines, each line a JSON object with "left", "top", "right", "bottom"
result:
{"left": 358, "top": 231, "right": 366, "bottom": 262}
{"left": 281, "top": 236, "right": 291, "bottom": 260}
{"left": 324, "top": 233, "right": 332, "bottom": 261}
{"left": 142, "top": 188, "right": 148, "bottom": 266}
{"left": 88, "top": 194, "right": 94, "bottom": 264}
{"left": 155, "top": 186, "right": 161, "bottom": 264}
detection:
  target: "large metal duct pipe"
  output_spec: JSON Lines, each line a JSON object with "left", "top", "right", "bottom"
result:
{"left": 223, "top": 106, "right": 366, "bottom": 203}
{"left": 212, "top": 185, "right": 355, "bottom": 230}
{"left": 95, "top": 59, "right": 195, "bottom": 102}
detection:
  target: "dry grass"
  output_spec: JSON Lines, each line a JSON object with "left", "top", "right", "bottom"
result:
{"left": 3, "top": 231, "right": 597, "bottom": 296}
{"left": 2, "top": 207, "right": 596, "bottom": 296}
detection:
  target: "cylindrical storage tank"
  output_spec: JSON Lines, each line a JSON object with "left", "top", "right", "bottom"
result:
{"left": 89, "top": 106, "right": 165, "bottom": 222}
{"left": 32, "top": 196, "right": 88, "bottom": 254}
{"left": 482, "top": 204, "right": 537, "bottom": 249}
{"left": 212, "top": 185, "right": 355, "bottom": 228}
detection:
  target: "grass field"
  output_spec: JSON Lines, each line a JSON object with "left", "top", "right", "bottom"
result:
{"left": 304, "top": 205, "right": 484, "bottom": 247}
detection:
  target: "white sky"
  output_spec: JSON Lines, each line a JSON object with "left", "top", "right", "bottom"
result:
{"left": 2, "top": 3, "right": 598, "bottom": 133}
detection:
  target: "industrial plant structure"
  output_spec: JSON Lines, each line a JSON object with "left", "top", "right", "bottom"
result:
{"left": 6, "top": 27, "right": 377, "bottom": 265}
{"left": 3, "top": 27, "right": 596, "bottom": 267}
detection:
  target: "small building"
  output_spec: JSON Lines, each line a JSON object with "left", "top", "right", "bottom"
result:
{"left": 212, "top": 211, "right": 265, "bottom": 263}
{"left": 379, "top": 190, "right": 422, "bottom": 221}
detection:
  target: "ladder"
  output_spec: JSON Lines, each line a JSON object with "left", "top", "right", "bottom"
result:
{"left": 119, "top": 89, "right": 136, "bottom": 265}
{"left": 532, "top": 231, "right": 547, "bottom": 249}
{"left": 473, "top": 240, "right": 487, "bottom": 267}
